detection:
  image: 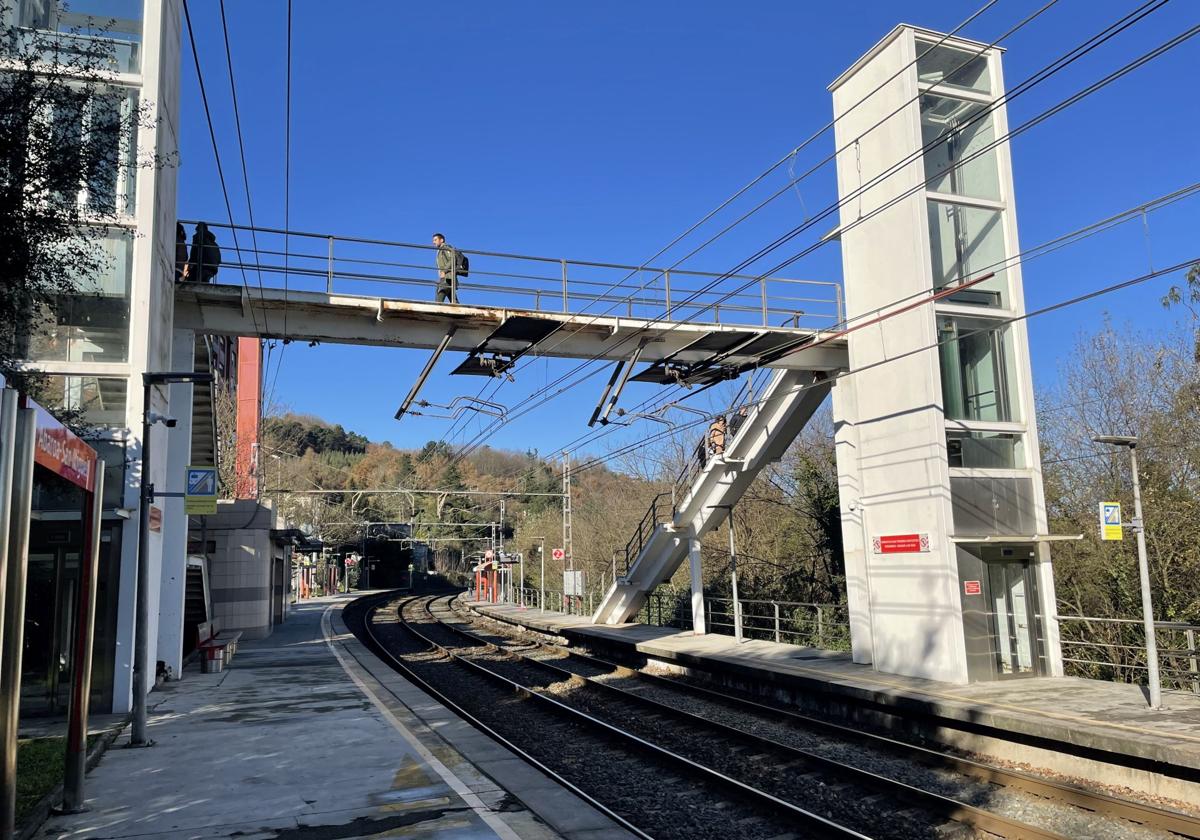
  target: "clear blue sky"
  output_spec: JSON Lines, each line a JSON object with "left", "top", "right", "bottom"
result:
{"left": 177, "top": 1, "right": 1199, "bottom": 460}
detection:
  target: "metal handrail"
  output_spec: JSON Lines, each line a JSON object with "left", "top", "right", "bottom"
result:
{"left": 1048, "top": 614, "right": 1200, "bottom": 695}
{"left": 623, "top": 492, "right": 673, "bottom": 574}
{"left": 179, "top": 218, "right": 844, "bottom": 328}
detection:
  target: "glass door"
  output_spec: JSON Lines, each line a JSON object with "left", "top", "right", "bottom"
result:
{"left": 987, "top": 560, "right": 1037, "bottom": 676}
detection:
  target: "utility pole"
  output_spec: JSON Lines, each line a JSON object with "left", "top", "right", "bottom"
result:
{"left": 562, "top": 451, "right": 573, "bottom": 608}
{"left": 1094, "top": 435, "right": 1161, "bottom": 710}
{"left": 538, "top": 537, "right": 546, "bottom": 612}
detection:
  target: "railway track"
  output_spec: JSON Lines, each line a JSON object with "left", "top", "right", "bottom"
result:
{"left": 451, "top": 592, "right": 1200, "bottom": 835}
{"left": 356, "top": 591, "right": 1200, "bottom": 840}
{"left": 456, "top": 597, "right": 1200, "bottom": 840}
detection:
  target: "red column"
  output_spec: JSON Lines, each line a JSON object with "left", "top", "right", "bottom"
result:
{"left": 235, "top": 337, "right": 262, "bottom": 499}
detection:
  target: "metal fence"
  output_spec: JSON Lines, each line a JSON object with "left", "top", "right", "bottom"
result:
{"left": 178, "top": 219, "right": 843, "bottom": 330}
{"left": 1051, "top": 615, "right": 1200, "bottom": 695}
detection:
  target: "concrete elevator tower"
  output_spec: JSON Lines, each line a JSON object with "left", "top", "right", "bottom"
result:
{"left": 830, "top": 26, "right": 1063, "bottom": 683}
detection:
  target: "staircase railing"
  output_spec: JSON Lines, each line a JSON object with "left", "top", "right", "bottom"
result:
{"left": 623, "top": 492, "right": 673, "bottom": 575}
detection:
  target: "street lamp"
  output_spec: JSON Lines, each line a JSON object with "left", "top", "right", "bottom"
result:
{"left": 132, "top": 371, "right": 213, "bottom": 746}
{"left": 1093, "top": 434, "right": 1161, "bottom": 710}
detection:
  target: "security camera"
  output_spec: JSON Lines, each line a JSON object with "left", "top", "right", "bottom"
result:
{"left": 148, "top": 412, "right": 178, "bottom": 428}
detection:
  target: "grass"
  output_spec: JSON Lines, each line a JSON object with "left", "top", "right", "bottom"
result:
{"left": 16, "top": 733, "right": 101, "bottom": 827}
{"left": 16, "top": 737, "right": 65, "bottom": 826}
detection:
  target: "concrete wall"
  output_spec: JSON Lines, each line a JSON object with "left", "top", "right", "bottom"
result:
{"left": 204, "top": 500, "right": 280, "bottom": 640}
{"left": 831, "top": 27, "right": 968, "bottom": 684}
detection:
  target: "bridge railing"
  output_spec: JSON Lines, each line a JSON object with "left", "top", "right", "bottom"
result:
{"left": 178, "top": 220, "right": 843, "bottom": 330}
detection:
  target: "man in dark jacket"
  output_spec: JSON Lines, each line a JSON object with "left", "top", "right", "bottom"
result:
{"left": 185, "top": 222, "right": 221, "bottom": 283}
{"left": 433, "top": 232, "right": 458, "bottom": 304}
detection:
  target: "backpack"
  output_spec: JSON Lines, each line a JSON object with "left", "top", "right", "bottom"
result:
{"left": 455, "top": 249, "right": 470, "bottom": 278}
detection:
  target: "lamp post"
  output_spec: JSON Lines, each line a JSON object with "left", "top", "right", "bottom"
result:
{"left": 132, "top": 371, "right": 212, "bottom": 747}
{"left": 1093, "top": 435, "right": 1161, "bottom": 710}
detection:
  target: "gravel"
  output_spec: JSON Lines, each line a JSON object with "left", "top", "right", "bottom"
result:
{"left": 353, "top": 595, "right": 812, "bottom": 840}
{"left": 453, "top": 598, "right": 1181, "bottom": 840}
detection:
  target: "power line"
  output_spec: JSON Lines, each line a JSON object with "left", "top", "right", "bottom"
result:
{"left": 440, "top": 1, "right": 1055, "bottom": 451}
{"left": 180, "top": 0, "right": 265, "bottom": 337}
{"left": 451, "top": 7, "right": 1185, "bottom": 466}
{"left": 265, "top": 0, "right": 295, "bottom": 413}
{"left": 569, "top": 258, "right": 1198, "bottom": 477}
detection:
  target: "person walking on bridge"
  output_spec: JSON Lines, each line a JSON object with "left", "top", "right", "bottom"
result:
{"left": 433, "top": 232, "right": 460, "bottom": 304}
{"left": 708, "top": 415, "right": 727, "bottom": 457}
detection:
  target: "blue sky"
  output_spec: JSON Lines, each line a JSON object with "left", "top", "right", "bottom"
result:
{"left": 176, "top": 1, "right": 1200, "bottom": 459}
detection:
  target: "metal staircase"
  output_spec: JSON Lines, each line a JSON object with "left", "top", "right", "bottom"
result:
{"left": 592, "top": 367, "right": 833, "bottom": 626}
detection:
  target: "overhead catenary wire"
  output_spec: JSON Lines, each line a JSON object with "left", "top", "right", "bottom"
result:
{"left": 265, "top": 0, "right": 295, "bottom": 414}
{"left": 550, "top": 182, "right": 1200, "bottom": 461}
{"left": 180, "top": 0, "right": 266, "bottom": 338}
{"left": 451, "top": 7, "right": 1187, "bottom": 467}
{"left": 440, "top": 0, "right": 1059, "bottom": 451}
{"left": 567, "top": 257, "right": 1199, "bottom": 478}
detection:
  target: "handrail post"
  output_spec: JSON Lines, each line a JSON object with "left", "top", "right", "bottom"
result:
{"left": 664, "top": 270, "right": 672, "bottom": 320}
{"left": 326, "top": 236, "right": 334, "bottom": 294}
{"left": 816, "top": 605, "right": 825, "bottom": 649}
{"left": 561, "top": 260, "right": 569, "bottom": 312}
{"left": 760, "top": 276, "right": 768, "bottom": 326}
{"left": 773, "top": 602, "right": 781, "bottom": 644}
{"left": 1189, "top": 628, "right": 1199, "bottom": 695}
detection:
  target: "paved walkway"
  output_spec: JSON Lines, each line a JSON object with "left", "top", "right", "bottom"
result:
{"left": 472, "top": 601, "right": 1200, "bottom": 774}
{"left": 38, "top": 595, "right": 621, "bottom": 840}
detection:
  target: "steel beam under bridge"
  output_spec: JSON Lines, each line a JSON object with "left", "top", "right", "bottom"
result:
{"left": 174, "top": 283, "right": 848, "bottom": 371}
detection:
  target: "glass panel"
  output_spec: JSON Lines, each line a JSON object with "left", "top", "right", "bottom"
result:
{"left": 38, "top": 374, "right": 127, "bottom": 426}
{"left": 928, "top": 201, "right": 1007, "bottom": 307}
{"left": 988, "top": 563, "right": 1012, "bottom": 674}
{"left": 921, "top": 94, "right": 1000, "bottom": 200}
{"left": 90, "top": 438, "right": 128, "bottom": 508}
{"left": 27, "top": 228, "right": 134, "bottom": 363}
{"left": 947, "top": 431, "right": 1024, "bottom": 469}
{"left": 937, "top": 316, "right": 1017, "bottom": 422}
{"left": 1006, "top": 564, "right": 1034, "bottom": 672}
{"left": 2, "top": 0, "right": 144, "bottom": 73}
{"left": 916, "top": 41, "right": 991, "bottom": 96}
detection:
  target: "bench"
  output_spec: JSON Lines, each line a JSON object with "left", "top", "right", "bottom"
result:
{"left": 196, "top": 618, "right": 243, "bottom": 673}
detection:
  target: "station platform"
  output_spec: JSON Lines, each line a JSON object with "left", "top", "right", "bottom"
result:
{"left": 37, "top": 594, "right": 634, "bottom": 840}
{"left": 467, "top": 599, "right": 1200, "bottom": 805}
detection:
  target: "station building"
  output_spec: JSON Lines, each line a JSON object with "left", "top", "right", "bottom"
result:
{"left": 5, "top": 0, "right": 284, "bottom": 716}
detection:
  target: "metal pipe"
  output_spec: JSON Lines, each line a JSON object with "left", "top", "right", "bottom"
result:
{"left": 131, "top": 383, "right": 153, "bottom": 746}
{"left": 561, "top": 259, "right": 568, "bottom": 312}
{"left": 63, "top": 468, "right": 105, "bottom": 812}
{"left": 326, "top": 235, "right": 334, "bottom": 294}
{"left": 0, "top": 388, "right": 19, "bottom": 728}
{"left": 1, "top": 406, "right": 36, "bottom": 838}
{"left": 395, "top": 326, "right": 457, "bottom": 419}
{"left": 1128, "top": 445, "right": 1162, "bottom": 710}
{"left": 729, "top": 514, "right": 742, "bottom": 644}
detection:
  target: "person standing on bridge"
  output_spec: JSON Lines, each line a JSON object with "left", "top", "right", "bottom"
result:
{"left": 708, "top": 415, "right": 727, "bottom": 457}
{"left": 184, "top": 222, "right": 221, "bottom": 283}
{"left": 433, "top": 232, "right": 460, "bottom": 304}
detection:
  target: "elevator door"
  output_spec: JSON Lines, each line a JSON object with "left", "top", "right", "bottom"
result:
{"left": 987, "top": 560, "right": 1037, "bottom": 676}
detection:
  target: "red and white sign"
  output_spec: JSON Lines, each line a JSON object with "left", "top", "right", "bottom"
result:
{"left": 872, "top": 533, "right": 930, "bottom": 554}
{"left": 963, "top": 580, "right": 982, "bottom": 596}
{"left": 29, "top": 403, "right": 97, "bottom": 492}
{"left": 551, "top": 547, "right": 565, "bottom": 561}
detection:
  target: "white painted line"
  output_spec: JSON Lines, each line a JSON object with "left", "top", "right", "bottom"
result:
{"left": 321, "top": 602, "right": 524, "bottom": 840}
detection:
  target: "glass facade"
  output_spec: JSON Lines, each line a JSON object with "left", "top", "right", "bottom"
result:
{"left": 2, "top": 0, "right": 144, "bottom": 74}
{"left": 947, "top": 430, "right": 1024, "bottom": 469}
{"left": 38, "top": 374, "right": 127, "bottom": 426}
{"left": 937, "top": 315, "right": 1017, "bottom": 423}
{"left": 921, "top": 94, "right": 1000, "bottom": 201}
{"left": 927, "top": 201, "right": 1007, "bottom": 307}
{"left": 916, "top": 41, "right": 991, "bottom": 96}
{"left": 27, "top": 228, "right": 134, "bottom": 363}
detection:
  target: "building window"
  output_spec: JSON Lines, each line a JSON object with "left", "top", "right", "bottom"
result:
{"left": 920, "top": 94, "right": 1000, "bottom": 201}
{"left": 2, "top": 0, "right": 144, "bottom": 74}
{"left": 916, "top": 41, "right": 991, "bottom": 96}
{"left": 937, "top": 316, "right": 1017, "bottom": 423}
{"left": 45, "top": 85, "right": 139, "bottom": 215}
{"left": 927, "top": 201, "right": 1007, "bottom": 307}
{"left": 947, "top": 430, "right": 1024, "bottom": 469}
{"left": 26, "top": 227, "right": 134, "bottom": 363}
{"left": 39, "top": 374, "right": 127, "bottom": 426}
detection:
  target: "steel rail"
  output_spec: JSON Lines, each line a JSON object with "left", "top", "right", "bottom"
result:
{"left": 400, "top": 595, "right": 870, "bottom": 839}
{"left": 350, "top": 591, "right": 652, "bottom": 840}
{"left": 462, "top": 599, "right": 1200, "bottom": 839}
{"left": 434, "top": 599, "right": 1071, "bottom": 840}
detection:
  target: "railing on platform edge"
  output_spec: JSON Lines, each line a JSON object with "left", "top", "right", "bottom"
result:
{"left": 1050, "top": 614, "right": 1200, "bottom": 696}
{"left": 178, "top": 218, "right": 844, "bottom": 329}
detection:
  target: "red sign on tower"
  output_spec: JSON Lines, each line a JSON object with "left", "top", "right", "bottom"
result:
{"left": 872, "top": 533, "right": 930, "bottom": 554}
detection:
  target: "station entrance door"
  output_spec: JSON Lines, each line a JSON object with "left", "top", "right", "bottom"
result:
{"left": 959, "top": 544, "right": 1044, "bottom": 681}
